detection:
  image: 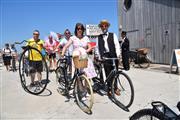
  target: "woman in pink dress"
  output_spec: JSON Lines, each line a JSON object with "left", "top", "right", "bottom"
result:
{"left": 61, "top": 23, "right": 96, "bottom": 79}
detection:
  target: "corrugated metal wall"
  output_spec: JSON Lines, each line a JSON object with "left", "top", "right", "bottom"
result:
{"left": 118, "top": 0, "right": 180, "bottom": 64}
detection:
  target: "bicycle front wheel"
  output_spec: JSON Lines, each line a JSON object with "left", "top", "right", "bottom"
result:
{"left": 74, "top": 75, "right": 94, "bottom": 114}
{"left": 130, "top": 109, "right": 165, "bottom": 120}
{"left": 111, "top": 71, "right": 134, "bottom": 108}
{"left": 19, "top": 47, "right": 49, "bottom": 95}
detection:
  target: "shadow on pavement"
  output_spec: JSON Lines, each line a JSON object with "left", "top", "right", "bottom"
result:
{"left": 38, "top": 88, "right": 52, "bottom": 97}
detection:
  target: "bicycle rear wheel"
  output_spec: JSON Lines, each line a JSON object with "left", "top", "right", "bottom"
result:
{"left": 19, "top": 47, "right": 48, "bottom": 95}
{"left": 111, "top": 71, "right": 134, "bottom": 108}
{"left": 138, "top": 55, "right": 150, "bottom": 68}
{"left": 130, "top": 109, "right": 165, "bottom": 120}
{"left": 74, "top": 75, "right": 94, "bottom": 114}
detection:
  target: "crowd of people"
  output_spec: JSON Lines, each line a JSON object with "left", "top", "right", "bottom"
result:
{"left": 1, "top": 20, "right": 130, "bottom": 96}
{"left": 1, "top": 43, "right": 18, "bottom": 71}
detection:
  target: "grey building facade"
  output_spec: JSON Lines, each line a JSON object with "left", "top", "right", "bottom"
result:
{"left": 118, "top": 0, "right": 180, "bottom": 64}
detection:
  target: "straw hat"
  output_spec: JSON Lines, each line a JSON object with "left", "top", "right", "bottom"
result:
{"left": 98, "top": 20, "right": 110, "bottom": 27}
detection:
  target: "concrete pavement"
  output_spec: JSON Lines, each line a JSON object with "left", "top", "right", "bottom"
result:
{"left": 0, "top": 64, "right": 179, "bottom": 120}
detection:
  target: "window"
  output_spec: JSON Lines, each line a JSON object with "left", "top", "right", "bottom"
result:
{"left": 123, "top": 0, "right": 132, "bottom": 11}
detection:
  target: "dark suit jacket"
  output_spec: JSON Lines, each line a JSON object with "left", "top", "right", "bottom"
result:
{"left": 121, "top": 37, "right": 129, "bottom": 54}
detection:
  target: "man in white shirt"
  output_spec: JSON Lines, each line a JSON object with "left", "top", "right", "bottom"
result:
{"left": 96, "top": 20, "right": 121, "bottom": 96}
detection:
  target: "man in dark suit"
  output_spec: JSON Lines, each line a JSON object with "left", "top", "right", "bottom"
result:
{"left": 96, "top": 20, "right": 121, "bottom": 96}
{"left": 120, "top": 31, "right": 130, "bottom": 70}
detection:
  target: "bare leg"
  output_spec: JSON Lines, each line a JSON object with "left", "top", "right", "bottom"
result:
{"left": 49, "top": 58, "right": 52, "bottom": 70}
{"left": 37, "top": 72, "right": 42, "bottom": 81}
{"left": 30, "top": 72, "right": 36, "bottom": 83}
{"left": 5, "top": 65, "right": 8, "bottom": 71}
{"left": 53, "top": 58, "right": 57, "bottom": 70}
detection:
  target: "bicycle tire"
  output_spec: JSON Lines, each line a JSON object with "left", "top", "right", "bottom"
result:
{"left": 130, "top": 109, "right": 165, "bottom": 120}
{"left": 55, "top": 66, "right": 67, "bottom": 95}
{"left": 19, "top": 47, "right": 48, "bottom": 95}
{"left": 111, "top": 71, "right": 134, "bottom": 108}
{"left": 74, "top": 74, "right": 94, "bottom": 114}
{"left": 57, "top": 59, "right": 61, "bottom": 68}
{"left": 138, "top": 55, "right": 150, "bottom": 68}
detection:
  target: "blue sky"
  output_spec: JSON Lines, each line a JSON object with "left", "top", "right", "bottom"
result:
{"left": 0, "top": 0, "right": 119, "bottom": 50}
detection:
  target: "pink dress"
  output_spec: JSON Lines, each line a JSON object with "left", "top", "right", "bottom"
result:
{"left": 70, "top": 36, "right": 97, "bottom": 79}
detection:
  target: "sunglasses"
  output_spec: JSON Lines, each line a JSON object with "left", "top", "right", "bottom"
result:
{"left": 33, "top": 33, "right": 39, "bottom": 35}
{"left": 65, "top": 32, "right": 70, "bottom": 34}
{"left": 101, "top": 24, "right": 108, "bottom": 28}
{"left": 77, "top": 27, "right": 83, "bottom": 31}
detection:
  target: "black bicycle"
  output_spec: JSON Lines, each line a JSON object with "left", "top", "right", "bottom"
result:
{"left": 93, "top": 56, "right": 134, "bottom": 110}
{"left": 129, "top": 48, "right": 151, "bottom": 68}
{"left": 130, "top": 101, "right": 180, "bottom": 120}
{"left": 15, "top": 40, "right": 49, "bottom": 95}
{"left": 55, "top": 56, "right": 94, "bottom": 114}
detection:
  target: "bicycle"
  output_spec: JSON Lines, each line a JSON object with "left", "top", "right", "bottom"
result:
{"left": 56, "top": 55, "right": 72, "bottom": 94}
{"left": 15, "top": 40, "right": 49, "bottom": 95}
{"left": 55, "top": 56, "right": 94, "bottom": 114}
{"left": 130, "top": 101, "right": 180, "bottom": 120}
{"left": 129, "top": 48, "right": 151, "bottom": 68}
{"left": 93, "top": 56, "right": 134, "bottom": 110}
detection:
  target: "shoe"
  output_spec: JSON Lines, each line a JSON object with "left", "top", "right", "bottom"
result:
{"left": 81, "top": 96, "right": 87, "bottom": 101}
{"left": 30, "top": 82, "right": 35, "bottom": 87}
{"left": 86, "top": 93, "right": 90, "bottom": 97}
{"left": 107, "top": 91, "right": 112, "bottom": 96}
{"left": 115, "top": 88, "right": 121, "bottom": 96}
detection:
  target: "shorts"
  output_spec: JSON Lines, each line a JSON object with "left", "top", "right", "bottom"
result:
{"left": 3, "top": 56, "right": 12, "bottom": 66}
{"left": 49, "top": 53, "right": 56, "bottom": 59}
{"left": 29, "top": 60, "right": 43, "bottom": 73}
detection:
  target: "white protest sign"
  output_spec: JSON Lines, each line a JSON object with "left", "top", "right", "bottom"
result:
{"left": 86, "top": 24, "right": 102, "bottom": 36}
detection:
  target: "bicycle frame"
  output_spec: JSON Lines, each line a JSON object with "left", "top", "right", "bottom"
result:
{"left": 95, "top": 57, "right": 119, "bottom": 86}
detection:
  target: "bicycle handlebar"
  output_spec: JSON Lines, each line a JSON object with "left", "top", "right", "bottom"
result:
{"left": 102, "top": 57, "right": 119, "bottom": 60}
{"left": 96, "top": 57, "right": 119, "bottom": 62}
{"left": 14, "top": 40, "right": 27, "bottom": 45}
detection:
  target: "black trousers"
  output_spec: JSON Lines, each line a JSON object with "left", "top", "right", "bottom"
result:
{"left": 122, "top": 51, "right": 130, "bottom": 70}
{"left": 102, "top": 53, "right": 118, "bottom": 91}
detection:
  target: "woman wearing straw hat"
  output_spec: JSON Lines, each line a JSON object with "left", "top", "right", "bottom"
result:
{"left": 96, "top": 19, "right": 121, "bottom": 96}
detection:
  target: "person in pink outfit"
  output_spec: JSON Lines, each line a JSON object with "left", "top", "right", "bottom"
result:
{"left": 44, "top": 35, "right": 57, "bottom": 71}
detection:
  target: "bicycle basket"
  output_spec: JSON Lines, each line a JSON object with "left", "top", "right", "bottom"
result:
{"left": 137, "top": 48, "right": 149, "bottom": 55}
{"left": 152, "top": 101, "right": 178, "bottom": 119}
{"left": 73, "top": 56, "right": 88, "bottom": 69}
